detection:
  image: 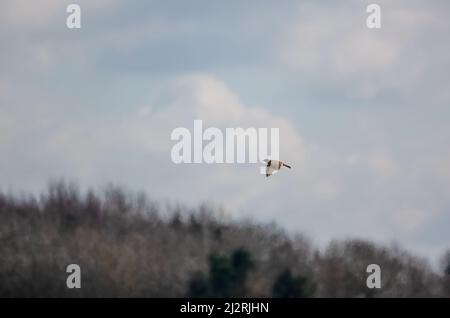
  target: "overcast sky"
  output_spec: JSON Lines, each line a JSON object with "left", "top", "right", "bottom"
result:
{"left": 1, "top": 0, "right": 450, "bottom": 263}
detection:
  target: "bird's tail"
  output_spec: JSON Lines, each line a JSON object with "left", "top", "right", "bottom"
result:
{"left": 283, "top": 163, "right": 292, "bottom": 169}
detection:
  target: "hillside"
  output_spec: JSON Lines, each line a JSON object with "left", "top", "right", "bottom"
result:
{"left": 0, "top": 181, "right": 448, "bottom": 297}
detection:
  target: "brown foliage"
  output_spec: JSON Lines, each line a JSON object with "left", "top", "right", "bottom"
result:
{"left": 0, "top": 181, "right": 447, "bottom": 297}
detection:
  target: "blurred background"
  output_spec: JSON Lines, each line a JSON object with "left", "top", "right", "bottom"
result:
{"left": 0, "top": 0, "right": 449, "bottom": 297}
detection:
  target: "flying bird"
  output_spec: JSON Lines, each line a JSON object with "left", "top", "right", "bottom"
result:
{"left": 264, "top": 159, "right": 291, "bottom": 177}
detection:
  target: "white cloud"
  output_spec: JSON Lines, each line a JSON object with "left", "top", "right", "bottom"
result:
{"left": 172, "top": 74, "right": 304, "bottom": 159}
{"left": 0, "top": 74, "right": 305, "bottom": 209}
{"left": 281, "top": 1, "right": 439, "bottom": 98}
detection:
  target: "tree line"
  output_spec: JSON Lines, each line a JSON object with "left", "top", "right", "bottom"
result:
{"left": 0, "top": 181, "right": 448, "bottom": 297}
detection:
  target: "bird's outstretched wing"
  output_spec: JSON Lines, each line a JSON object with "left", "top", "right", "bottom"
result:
{"left": 266, "top": 165, "right": 275, "bottom": 177}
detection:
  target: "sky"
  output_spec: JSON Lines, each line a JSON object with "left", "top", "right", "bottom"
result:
{"left": 1, "top": 0, "right": 450, "bottom": 263}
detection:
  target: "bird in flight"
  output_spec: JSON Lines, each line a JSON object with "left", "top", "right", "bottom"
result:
{"left": 264, "top": 159, "right": 292, "bottom": 177}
